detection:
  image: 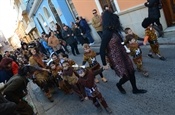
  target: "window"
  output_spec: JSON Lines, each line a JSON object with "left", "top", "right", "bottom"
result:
{"left": 43, "top": 7, "right": 51, "bottom": 19}
{"left": 99, "top": 0, "right": 118, "bottom": 12}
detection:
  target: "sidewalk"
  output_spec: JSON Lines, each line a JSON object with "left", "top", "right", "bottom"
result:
{"left": 91, "top": 26, "right": 175, "bottom": 47}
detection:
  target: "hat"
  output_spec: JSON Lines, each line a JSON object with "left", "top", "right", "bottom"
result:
{"left": 141, "top": 18, "right": 153, "bottom": 28}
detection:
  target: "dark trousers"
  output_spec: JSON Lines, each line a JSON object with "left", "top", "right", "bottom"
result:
{"left": 69, "top": 42, "right": 80, "bottom": 55}
{"left": 118, "top": 73, "right": 138, "bottom": 91}
{"left": 97, "top": 31, "right": 103, "bottom": 39}
{"left": 91, "top": 92, "right": 108, "bottom": 108}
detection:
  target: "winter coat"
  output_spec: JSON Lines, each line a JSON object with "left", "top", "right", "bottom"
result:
{"left": 92, "top": 15, "right": 103, "bottom": 32}
{"left": 0, "top": 93, "right": 17, "bottom": 115}
{"left": 62, "top": 28, "right": 76, "bottom": 45}
{"left": 3, "top": 75, "right": 29, "bottom": 104}
{"left": 145, "top": 0, "right": 161, "bottom": 19}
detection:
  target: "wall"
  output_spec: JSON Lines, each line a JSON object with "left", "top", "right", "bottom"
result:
{"left": 72, "top": 0, "right": 98, "bottom": 21}
{"left": 117, "top": 0, "right": 146, "bottom": 11}
{"left": 118, "top": 5, "right": 167, "bottom": 37}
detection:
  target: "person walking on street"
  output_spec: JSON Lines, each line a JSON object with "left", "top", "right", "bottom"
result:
{"left": 144, "top": 0, "right": 164, "bottom": 36}
{"left": 100, "top": 5, "right": 147, "bottom": 94}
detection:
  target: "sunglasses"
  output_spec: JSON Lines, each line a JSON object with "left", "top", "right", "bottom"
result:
{"left": 93, "top": 12, "right": 97, "bottom": 14}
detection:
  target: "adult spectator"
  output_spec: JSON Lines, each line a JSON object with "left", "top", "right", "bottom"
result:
{"left": 3, "top": 66, "right": 36, "bottom": 115}
{"left": 91, "top": 9, "right": 103, "bottom": 39}
{"left": 144, "top": 0, "right": 163, "bottom": 31}
{"left": 62, "top": 25, "right": 80, "bottom": 56}
{"left": 79, "top": 17, "right": 95, "bottom": 46}
{"left": 48, "top": 31, "right": 65, "bottom": 55}
{"left": 0, "top": 58, "right": 14, "bottom": 83}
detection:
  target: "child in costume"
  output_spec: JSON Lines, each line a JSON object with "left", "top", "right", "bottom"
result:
{"left": 62, "top": 61, "right": 85, "bottom": 101}
{"left": 142, "top": 18, "right": 165, "bottom": 61}
{"left": 75, "top": 67, "right": 112, "bottom": 114}
{"left": 125, "top": 35, "right": 149, "bottom": 77}
{"left": 124, "top": 27, "right": 144, "bottom": 42}
{"left": 82, "top": 43, "right": 107, "bottom": 83}
{"left": 49, "top": 61, "right": 72, "bottom": 94}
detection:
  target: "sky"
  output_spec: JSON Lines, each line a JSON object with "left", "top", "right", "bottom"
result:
{"left": 0, "top": 0, "right": 17, "bottom": 39}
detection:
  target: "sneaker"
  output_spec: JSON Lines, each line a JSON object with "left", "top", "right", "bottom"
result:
{"left": 95, "top": 78, "right": 99, "bottom": 83}
{"left": 133, "top": 89, "right": 147, "bottom": 94}
{"left": 105, "top": 107, "right": 112, "bottom": 114}
{"left": 148, "top": 54, "right": 154, "bottom": 58}
{"left": 142, "top": 71, "right": 149, "bottom": 77}
{"left": 116, "top": 83, "right": 126, "bottom": 94}
{"left": 89, "top": 42, "right": 95, "bottom": 46}
{"left": 101, "top": 77, "right": 107, "bottom": 82}
{"left": 159, "top": 56, "right": 166, "bottom": 61}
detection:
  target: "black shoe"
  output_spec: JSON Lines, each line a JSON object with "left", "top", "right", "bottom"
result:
{"left": 133, "top": 89, "right": 147, "bottom": 94}
{"left": 105, "top": 107, "right": 112, "bottom": 114}
{"left": 48, "top": 97, "right": 54, "bottom": 102}
{"left": 116, "top": 83, "right": 126, "bottom": 94}
{"left": 79, "top": 96, "right": 84, "bottom": 102}
{"left": 159, "top": 56, "right": 166, "bottom": 61}
{"left": 148, "top": 54, "right": 154, "bottom": 58}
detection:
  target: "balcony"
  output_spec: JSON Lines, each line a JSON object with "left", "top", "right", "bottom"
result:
{"left": 28, "top": 0, "right": 42, "bottom": 18}
{"left": 20, "top": 3, "right": 27, "bottom": 15}
{"left": 25, "top": 21, "right": 35, "bottom": 34}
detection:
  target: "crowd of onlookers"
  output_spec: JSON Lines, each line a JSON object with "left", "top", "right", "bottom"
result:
{"left": 0, "top": 0, "right": 164, "bottom": 114}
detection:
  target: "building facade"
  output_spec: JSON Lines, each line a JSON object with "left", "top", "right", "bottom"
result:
{"left": 28, "top": 0, "right": 75, "bottom": 35}
{"left": 70, "top": 0, "right": 175, "bottom": 36}
{"left": 9, "top": 0, "right": 40, "bottom": 49}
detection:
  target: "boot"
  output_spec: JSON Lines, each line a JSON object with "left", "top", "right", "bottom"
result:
{"left": 116, "top": 83, "right": 126, "bottom": 94}
{"left": 45, "top": 92, "right": 54, "bottom": 102}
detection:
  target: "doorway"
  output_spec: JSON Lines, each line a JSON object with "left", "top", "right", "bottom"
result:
{"left": 162, "top": 0, "right": 175, "bottom": 26}
{"left": 48, "top": 0, "right": 62, "bottom": 28}
{"left": 98, "top": 0, "right": 117, "bottom": 12}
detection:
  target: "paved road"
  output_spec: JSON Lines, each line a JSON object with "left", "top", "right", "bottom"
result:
{"left": 27, "top": 45, "right": 175, "bottom": 115}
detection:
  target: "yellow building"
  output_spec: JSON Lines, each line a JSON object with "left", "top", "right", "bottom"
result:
{"left": 10, "top": 0, "right": 40, "bottom": 49}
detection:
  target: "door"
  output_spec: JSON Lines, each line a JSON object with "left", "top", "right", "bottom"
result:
{"left": 162, "top": 0, "right": 175, "bottom": 26}
{"left": 99, "top": 0, "right": 117, "bottom": 12}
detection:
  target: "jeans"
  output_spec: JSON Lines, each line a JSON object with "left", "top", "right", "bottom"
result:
{"left": 85, "top": 30, "right": 94, "bottom": 43}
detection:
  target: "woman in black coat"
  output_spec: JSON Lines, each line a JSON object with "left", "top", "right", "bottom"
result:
{"left": 144, "top": 0, "right": 163, "bottom": 31}
{"left": 100, "top": 6, "right": 147, "bottom": 94}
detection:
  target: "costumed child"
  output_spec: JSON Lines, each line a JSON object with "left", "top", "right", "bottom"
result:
{"left": 124, "top": 27, "right": 144, "bottom": 42}
{"left": 62, "top": 61, "right": 85, "bottom": 101}
{"left": 49, "top": 61, "right": 72, "bottom": 94}
{"left": 60, "top": 53, "right": 76, "bottom": 66}
{"left": 125, "top": 35, "right": 149, "bottom": 77}
{"left": 75, "top": 67, "right": 112, "bottom": 114}
{"left": 142, "top": 18, "right": 165, "bottom": 60}
{"left": 82, "top": 43, "right": 107, "bottom": 83}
